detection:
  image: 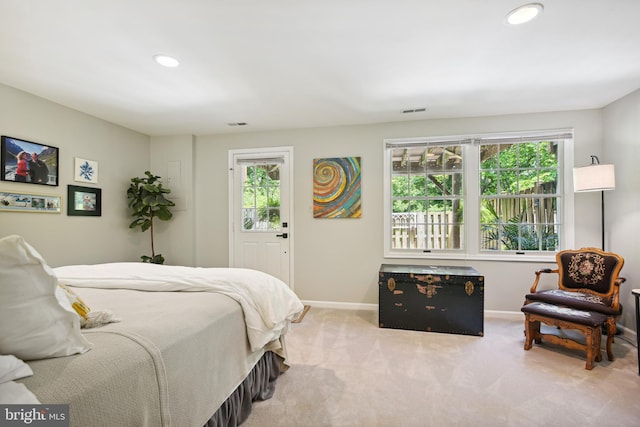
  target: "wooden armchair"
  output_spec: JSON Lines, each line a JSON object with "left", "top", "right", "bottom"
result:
{"left": 523, "top": 247, "right": 625, "bottom": 366}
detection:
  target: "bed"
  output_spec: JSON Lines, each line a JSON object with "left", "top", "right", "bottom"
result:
{"left": 0, "top": 235, "right": 304, "bottom": 427}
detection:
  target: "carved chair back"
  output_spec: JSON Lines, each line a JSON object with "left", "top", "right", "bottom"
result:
{"left": 556, "top": 247, "right": 624, "bottom": 303}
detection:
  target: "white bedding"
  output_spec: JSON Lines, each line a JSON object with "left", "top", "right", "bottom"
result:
{"left": 21, "top": 288, "right": 260, "bottom": 426}
{"left": 54, "top": 262, "right": 304, "bottom": 351}
{"left": 0, "top": 355, "right": 40, "bottom": 404}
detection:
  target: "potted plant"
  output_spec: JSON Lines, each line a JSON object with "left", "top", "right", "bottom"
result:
{"left": 126, "top": 171, "right": 175, "bottom": 264}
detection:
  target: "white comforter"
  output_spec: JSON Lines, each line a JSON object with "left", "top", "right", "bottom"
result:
{"left": 54, "top": 263, "right": 304, "bottom": 351}
{"left": 0, "top": 355, "right": 40, "bottom": 404}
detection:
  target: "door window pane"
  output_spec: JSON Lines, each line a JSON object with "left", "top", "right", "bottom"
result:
{"left": 242, "top": 163, "right": 281, "bottom": 231}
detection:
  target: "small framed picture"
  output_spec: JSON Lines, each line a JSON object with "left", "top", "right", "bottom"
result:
{"left": 0, "top": 190, "right": 61, "bottom": 213}
{"left": 74, "top": 157, "right": 98, "bottom": 183}
{"left": 67, "top": 185, "right": 101, "bottom": 216}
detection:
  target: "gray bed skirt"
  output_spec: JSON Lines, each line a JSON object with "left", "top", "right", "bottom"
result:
{"left": 205, "top": 351, "right": 282, "bottom": 427}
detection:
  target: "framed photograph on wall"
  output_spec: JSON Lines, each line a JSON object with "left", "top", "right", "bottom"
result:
{"left": 1, "top": 135, "right": 59, "bottom": 186}
{"left": 0, "top": 190, "right": 61, "bottom": 213}
{"left": 67, "top": 185, "right": 102, "bottom": 216}
{"left": 74, "top": 157, "right": 99, "bottom": 183}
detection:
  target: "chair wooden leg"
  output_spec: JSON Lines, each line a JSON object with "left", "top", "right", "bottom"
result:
{"left": 606, "top": 318, "right": 615, "bottom": 361}
{"left": 524, "top": 315, "right": 538, "bottom": 350}
{"left": 594, "top": 327, "right": 602, "bottom": 363}
{"left": 585, "top": 328, "right": 595, "bottom": 370}
{"left": 533, "top": 319, "right": 542, "bottom": 344}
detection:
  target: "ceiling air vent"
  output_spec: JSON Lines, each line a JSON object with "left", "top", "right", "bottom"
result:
{"left": 402, "top": 108, "right": 426, "bottom": 114}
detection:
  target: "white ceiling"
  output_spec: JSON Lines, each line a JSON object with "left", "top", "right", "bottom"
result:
{"left": 1, "top": 0, "right": 639, "bottom": 136}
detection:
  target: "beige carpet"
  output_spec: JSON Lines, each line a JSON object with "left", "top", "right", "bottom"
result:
{"left": 244, "top": 308, "right": 640, "bottom": 427}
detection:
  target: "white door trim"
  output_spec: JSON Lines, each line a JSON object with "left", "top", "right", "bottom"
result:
{"left": 228, "top": 146, "right": 294, "bottom": 289}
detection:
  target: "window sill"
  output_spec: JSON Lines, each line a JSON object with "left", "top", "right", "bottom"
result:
{"left": 383, "top": 251, "right": 556, "bottom": 263}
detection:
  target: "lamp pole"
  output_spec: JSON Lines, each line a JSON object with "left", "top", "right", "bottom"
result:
{"left": 600, "top": 190, "right": 605, "bottom": 250}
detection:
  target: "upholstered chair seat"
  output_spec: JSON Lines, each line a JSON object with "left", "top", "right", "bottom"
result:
{"left": 523, "top": 247, "right": 625, "bottom": 365}
{"left": 525, "top": 289, "right": 620, "bottom": 315}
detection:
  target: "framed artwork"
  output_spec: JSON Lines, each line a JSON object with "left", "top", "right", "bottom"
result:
{"left": 67, "top": 185, "right": 102, "bottom": 216}
{"left": 313, "top": 156, "right": 362, "bottom": 218}
{"left": 0, "top": 190, "right": 61, "bottom": 213}
{"left": 74, "top": 157, "right": 99, "bottom": 183}
{"left": 0, "top": 135, "right": 59, "bottom": 186}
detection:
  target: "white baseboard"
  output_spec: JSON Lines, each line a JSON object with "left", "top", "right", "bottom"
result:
{"left": 484, "top": 310, "right": 523, "bottom": 320}
{"left": 614, "top": 324, "right": 638, "bottom": 346}
{"left": 300, "top": 301, "right": 525, "bottom": 318}
{"left": 299, "top": 302, "right": 638, "bottom": 348}
{"left": 301, "top": 300, "right": 377, "bottom": 311}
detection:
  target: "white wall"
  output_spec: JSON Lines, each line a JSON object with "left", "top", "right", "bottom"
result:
{"left": 149, "top": 135, "right": 195, "bottom": 266}
{"left": 3, "top": 80, "right": 631, "bottom": 327}
{"left": 193, "top": 109, "right": 604, "bottom": 314}
{"left": 0, "top": 84, "right": 150, "bottom": 266}
{"left": 603, "top": 88, "right": 640, "bottom": 331}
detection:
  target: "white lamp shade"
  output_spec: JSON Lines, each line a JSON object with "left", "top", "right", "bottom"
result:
{"left": 573, "top": 164, "right": 615, "bottom": 192}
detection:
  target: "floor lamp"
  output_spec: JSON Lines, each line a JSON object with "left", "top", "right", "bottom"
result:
{"left": 573, "top": 155, "right": 616, "bottom": 250}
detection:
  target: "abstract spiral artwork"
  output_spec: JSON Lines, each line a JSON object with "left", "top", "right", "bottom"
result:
{"left": 313, "top": 157, "right": 361, "bottom": 218}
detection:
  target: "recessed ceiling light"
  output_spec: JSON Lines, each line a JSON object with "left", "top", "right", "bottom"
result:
{"left": 505, "top": 3, "right": 543, "bottom": 25}
{"left": 153, "top": 54, "right": 180, "bottom": 68}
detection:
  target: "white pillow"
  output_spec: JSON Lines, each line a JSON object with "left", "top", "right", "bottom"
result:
{"left": 0, "top": 355, "right": 33, "bottom": 383}
{"left": 0, "top": 235, "right": 93, "bottom": 360}
{"left": 0, "top": 355, "right": 40, "bottom": 404}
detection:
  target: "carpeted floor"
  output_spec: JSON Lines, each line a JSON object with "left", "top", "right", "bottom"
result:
{"left": 243, "top": 308, "right": 640, "bottom": 427}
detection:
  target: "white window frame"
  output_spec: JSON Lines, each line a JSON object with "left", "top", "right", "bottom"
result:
{"left": 383, "top": 129, "right": 575, "bottom": 262}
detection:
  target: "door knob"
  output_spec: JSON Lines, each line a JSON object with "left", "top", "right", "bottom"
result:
{"left": 276, "top": 233, "right": 288, "bottom": 238}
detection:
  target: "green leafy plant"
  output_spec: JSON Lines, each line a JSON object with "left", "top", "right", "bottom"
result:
{"left": 126, "top": 171, "right": 175, "bottom": 264}
{"left": 481, "top": 202, "right": 557, "bottom": 251}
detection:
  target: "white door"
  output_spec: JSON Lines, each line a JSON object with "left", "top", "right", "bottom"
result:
{"left": 229, "top": 147, "right": 293, "bottom": 286}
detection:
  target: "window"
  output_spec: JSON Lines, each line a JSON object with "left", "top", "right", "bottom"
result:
{"left": 479, "top": 140, "right": 559, "bottom": 252}
{"left": 389, "top": 142, "right": 465, "bottom": 251}
{"left": 384, "top": 130, "right": 573, "bottom": 259}
{"left": 239, "top": 160, "right": 283, "bottom": 231}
